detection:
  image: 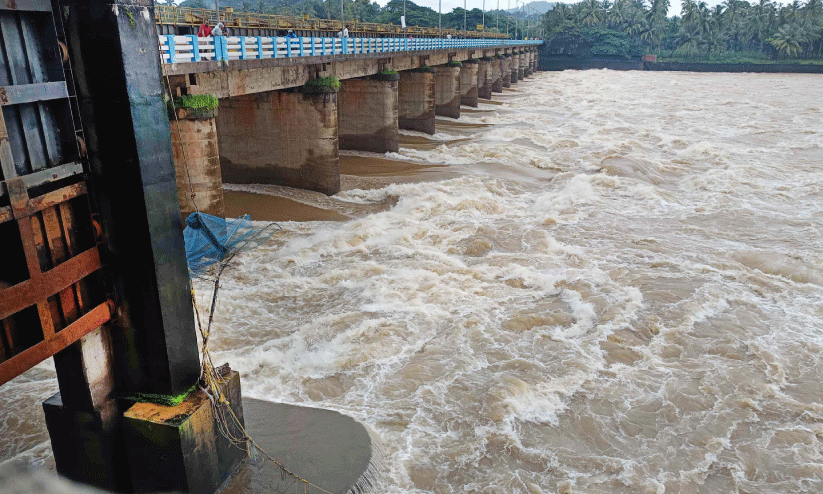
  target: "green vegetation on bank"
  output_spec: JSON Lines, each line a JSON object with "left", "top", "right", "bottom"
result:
{"left": 173, "top": 0, "right": 539, "bottom": 35}
{"left": 542, "top": 0, "right": 823, "bottom": 61}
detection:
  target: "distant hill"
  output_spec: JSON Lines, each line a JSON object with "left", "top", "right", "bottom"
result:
{"left": 505, "top": 1, "right": 555, "bottom": 14}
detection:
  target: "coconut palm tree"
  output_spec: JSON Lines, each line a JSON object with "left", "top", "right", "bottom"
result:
{"left": 580, "top": 0, "right": 605, "bottom": 26}
{"left": 769, "top": 22, "right": 806, "bottom": 56}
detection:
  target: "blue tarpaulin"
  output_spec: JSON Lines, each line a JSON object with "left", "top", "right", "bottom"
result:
{"left": 183, "top": 212, "right": 260, "bottom": 277}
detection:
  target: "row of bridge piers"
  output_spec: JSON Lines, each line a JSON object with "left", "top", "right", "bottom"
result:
{"left": 167, "top": 49, "right": 539, "bottom": 219}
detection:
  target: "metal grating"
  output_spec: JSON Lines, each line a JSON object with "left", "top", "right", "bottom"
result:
{"left": 0, "top": 3, "right": 79, "bottom": 185}
{"left": 0, "top": 0, "right": 110, "bottom": 385}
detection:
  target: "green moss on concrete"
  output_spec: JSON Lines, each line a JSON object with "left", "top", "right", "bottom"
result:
{"left": 126, "top": 383, "right": 198, "bottom": 407}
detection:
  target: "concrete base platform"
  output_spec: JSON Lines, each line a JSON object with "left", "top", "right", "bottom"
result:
{"left": 219, "top": 398, "right": 379, "bottom": 494}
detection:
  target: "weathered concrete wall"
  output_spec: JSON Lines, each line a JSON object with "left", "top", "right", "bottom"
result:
{"left": 169, "top": 113, "right": 225, "bottom": 219}
{"left": 165, "top": 46, "right": 540, "bottom": 98}
{"left": 398, "top": 69, "right": 436, "bottom": 134}
{"left": 338, "top": 77, "right": 399, "bottom": 153}
{"left": 459, "top": 62, "right": 479, "bottom": 108}
{"left": 477, "top": 60, "right": 493, "bottom": 99}
{"left": 538, "top": 53, "right": 644, "bottom": 71}
{"left": 644, "top": 61, "right": 823, "bottom": 73}
{"left": 217, "top": 90, "right": 340, "bottom": 195}
{"left": 435, "top": 65, "right": 461, "bottom": 119}
{"left": 517, "top": 54, "right": 525, "bottom": 79}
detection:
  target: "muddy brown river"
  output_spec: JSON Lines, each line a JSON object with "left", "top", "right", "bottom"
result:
{"left": 2, "top": 70, "right": 823, "bottom": 494}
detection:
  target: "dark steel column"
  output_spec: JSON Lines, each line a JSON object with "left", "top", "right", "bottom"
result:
{"left": 65, "top": 0, "right": 199, "bottom": 396}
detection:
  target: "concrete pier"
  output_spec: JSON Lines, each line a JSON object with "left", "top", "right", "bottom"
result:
{"left": 491, "top": 57, "right": 503, "bottom": 93}
{"left": 518, "top": 53, "right": 526, "bottom": 80}
{"left": 459, "top": 61, "right": 479, "bottom": 108}
{"left": 123, "top": 370, "right": 245, "bottom": 493}
{"left": 398, "top": 68, "right": 436, "bottom": 135}
{"left": 338, "top": 76, "right": 399, "bottom": 153}
{"left": 217, "top": 89, "right": 340, "bottom": 195}
{"left": 477, "top": 59, "right": 493, "bottom": 99}
{"left": 435, "top": 64, "right": 462, "bottom": 118}
{"left": 169, "top": 110, "right": 225, "bottom": 219}
{"left": 511, "top": 55, "right": 519, "bottom": 84}
{"left": 501, "top": 57, "right": 512, "bottom": 88}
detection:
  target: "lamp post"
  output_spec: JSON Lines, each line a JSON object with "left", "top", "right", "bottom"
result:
{"left": 464, "top": 0, "right": 467, "bottom": 33}
{"left": 438, "top": 0, "right": 441, "bottom": 36}
{"left": 482, "top": 0, "right": 485, "bottom": 32}
{"left": 497, "top": 0, "right": 499, "bottom": 31}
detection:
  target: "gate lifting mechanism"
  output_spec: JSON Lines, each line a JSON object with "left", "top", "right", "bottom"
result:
{"left": 0, "top": 0, "right": 111, "bottom": 386}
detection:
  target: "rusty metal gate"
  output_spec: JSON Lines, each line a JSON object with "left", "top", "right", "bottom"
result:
{"left": 0, "top": 0, "right": 111, "bottom": 386}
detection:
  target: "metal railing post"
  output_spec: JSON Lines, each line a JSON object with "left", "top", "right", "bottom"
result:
{"left": 286, "top": 37, "right": 292, "bottom": 57}
{"left": 189, "top": 34, "right": 200, "bottom": 62}
{"left": 256, "top": 36, "right": 263, "bottom": 59}
{"left": 311, "top": 37, "right": 316, "bottom": 56}
{"left": 165, "top": 34, "right": 176, "bottom": 63}
{"left": 239, "top": 36, "right": 247, "bottom": 60}
{"left": 272, "top": 36, "right": 278, "bottom": 58}
{"left": 299, "top": 37, "right": 304, "bottom": 56}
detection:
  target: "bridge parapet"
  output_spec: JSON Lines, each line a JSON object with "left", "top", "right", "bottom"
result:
{"left": 159, "top": 35, "right": 541, "bottom": 65}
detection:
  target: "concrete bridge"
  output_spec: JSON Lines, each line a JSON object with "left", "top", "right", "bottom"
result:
{"left": 159, "top": 35, "right": 541, "bottom": 217}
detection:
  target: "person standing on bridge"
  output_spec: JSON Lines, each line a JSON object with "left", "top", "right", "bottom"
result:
{"left": 342, "top": 25, "right": 349, "bottom": 38}
{"left": 212, "top": 22, "right": 225, "bottom": 37}
{"left": 198, "top": 22, "right": 212, "bottom": 37}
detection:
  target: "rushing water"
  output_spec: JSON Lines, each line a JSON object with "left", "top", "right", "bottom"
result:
{"left": 3, "top": 70, "right": 823, "bottom": 493}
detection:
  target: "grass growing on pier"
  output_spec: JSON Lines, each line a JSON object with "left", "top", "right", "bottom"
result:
{"left": 169, "top": 94, "right": 219, "bottom": 111}
{"left": 167, "top": 94, "right": 219, "bottom": 118}
{"left": 305, "top": 76, "right": 342, "bottom": 92}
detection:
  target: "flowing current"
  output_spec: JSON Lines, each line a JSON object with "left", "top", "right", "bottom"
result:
{"left": 3, "top": 70, "right": 823, "bottom": 493}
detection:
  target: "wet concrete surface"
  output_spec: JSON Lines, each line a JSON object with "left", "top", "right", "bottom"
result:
{"left": 219, "top": 398, "right": 377, "bottom": 494}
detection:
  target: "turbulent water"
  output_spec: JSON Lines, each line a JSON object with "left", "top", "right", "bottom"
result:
{"left": 3, "top": 70, "right": 823, "bottom": 493}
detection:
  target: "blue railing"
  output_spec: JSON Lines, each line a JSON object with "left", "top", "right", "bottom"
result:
{"left": 159, "top": 35, "right": 540, "bottom": 64}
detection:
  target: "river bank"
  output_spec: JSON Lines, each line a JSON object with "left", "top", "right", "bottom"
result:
{"left": 540, "top": 56, "right": 823, "bottom": 73}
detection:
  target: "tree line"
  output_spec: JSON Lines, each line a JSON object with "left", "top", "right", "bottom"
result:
{"left": 176, "top": 0, "right": 538, "bottom": 35}
{"left": 541, "top": 0, "right": 823, "bottom": 60}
